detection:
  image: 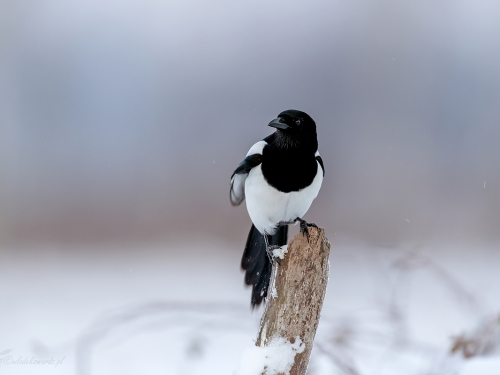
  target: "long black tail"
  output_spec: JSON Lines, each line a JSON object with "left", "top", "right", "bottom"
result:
{"left": 241, "top": 224, "right": 288, "bottom": 307}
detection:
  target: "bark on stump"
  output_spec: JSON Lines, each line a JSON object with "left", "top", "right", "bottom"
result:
{"left": 256, "top": 226, "right": 331, "bottom": 375}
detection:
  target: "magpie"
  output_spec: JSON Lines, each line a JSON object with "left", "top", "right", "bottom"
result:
{"left": 230, "top": 109, "right": 324, "bottom": 307}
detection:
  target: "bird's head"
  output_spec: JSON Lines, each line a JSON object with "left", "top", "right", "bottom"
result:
{"left": 268, "top": 109, "right": 316, "bottom": 133}
{"left": 268, "top": 109, "right": 317, "bottom": 149}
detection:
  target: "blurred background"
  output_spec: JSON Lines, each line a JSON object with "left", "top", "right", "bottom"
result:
{"left": 1, "top": 1, "right": 500, "bottom": 374}
{"left": 2, "top": 0, "right": 500, "bottom": 246}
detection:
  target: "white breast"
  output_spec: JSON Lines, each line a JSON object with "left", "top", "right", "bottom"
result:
{"left": 245, "top": 162, "right": 323, "bottom": 235}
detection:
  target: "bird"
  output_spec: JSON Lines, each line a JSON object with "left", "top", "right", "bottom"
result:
{"left": 230, "top": 109, "right": 324, "bottom": 307}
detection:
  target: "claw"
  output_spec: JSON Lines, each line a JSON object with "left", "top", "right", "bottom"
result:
{"left": 296, "top": 217, "right": 317, "bottom": 242}
{"left": 300, "top": 222, "right": 311, "bottom": 240}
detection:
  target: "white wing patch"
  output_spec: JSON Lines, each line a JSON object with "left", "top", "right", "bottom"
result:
{"left": 230, "top": 141, "right": 267, "bottom": 206}
{"left": 230, "top": 173, "right": 247, "bottom": 206}
{"left": 246, "top": 141, "right": 266, "bottom": 157}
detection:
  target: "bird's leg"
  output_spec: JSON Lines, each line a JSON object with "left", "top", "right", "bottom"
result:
{"left": 263, "top": 234, "right": 282, "bottom": 265}
{"left": 295, "top": 217, "right": 318, "bottom": 241}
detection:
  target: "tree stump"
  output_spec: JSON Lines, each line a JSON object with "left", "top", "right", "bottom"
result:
{"left": 256, "top": 226, "right": 331, "bottom": 375}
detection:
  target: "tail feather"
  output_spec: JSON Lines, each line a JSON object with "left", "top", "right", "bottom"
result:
{"left": 241, "top": 224, "right": 288, "bottom": 307}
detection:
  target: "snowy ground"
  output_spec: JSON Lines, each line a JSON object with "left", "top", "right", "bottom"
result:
{"left": 1, "top": 237, "right": 499, "bottom": 375}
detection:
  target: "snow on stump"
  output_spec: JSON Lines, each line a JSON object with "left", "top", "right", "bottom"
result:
{"left": 254, "top": 226, "right": 331, "bottom": 375}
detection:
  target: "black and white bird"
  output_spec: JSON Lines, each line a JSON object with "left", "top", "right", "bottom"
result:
{"left": 230, "top": 109, "right": 324, "bottom": 307}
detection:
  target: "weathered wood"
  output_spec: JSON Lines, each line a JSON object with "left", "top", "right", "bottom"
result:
{"left": 256, "top": 226, "right": 331, "bottom": 375}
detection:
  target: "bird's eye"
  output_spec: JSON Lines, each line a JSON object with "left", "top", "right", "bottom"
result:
{"left": 295, "top": 119, "right": 301, "bottom": 126}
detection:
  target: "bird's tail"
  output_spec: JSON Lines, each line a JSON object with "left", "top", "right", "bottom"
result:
{"left": 241, "top": 224, "right": 288, "bottom": 307}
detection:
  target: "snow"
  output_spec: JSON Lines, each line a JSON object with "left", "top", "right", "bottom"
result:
{"left": 270, "top": 285, "right": 278, "bottom": 299}
{"left": 272, "top": 245, "right": 288, "bottom": 260}
{"left": 460, "top": 357, "right": 500, "bottom": 375}
{"left": 235, "top": 336, "right": 304, "bottom": 375}
{"left": 1, "top": 239, "right": 500, "bottom": 374}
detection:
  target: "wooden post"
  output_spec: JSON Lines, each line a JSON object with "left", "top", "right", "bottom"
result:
{"left": 256, "top": 226, "right": 331, "bottom": 375}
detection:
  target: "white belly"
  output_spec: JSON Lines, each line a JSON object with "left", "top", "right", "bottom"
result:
{"left": 244, "top": 163, "right": 323, "bottom": 235}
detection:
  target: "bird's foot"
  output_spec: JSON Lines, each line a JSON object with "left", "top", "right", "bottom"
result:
{"left": 278, "top": 220, "right": 296, "bottom": 226}
{"left": 296, "top": 218, "right": 318, "bottom": 241}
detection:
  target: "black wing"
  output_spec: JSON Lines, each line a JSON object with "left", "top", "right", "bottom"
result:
{"left": 230, "top": 154, "right": 263, "bottom": 206}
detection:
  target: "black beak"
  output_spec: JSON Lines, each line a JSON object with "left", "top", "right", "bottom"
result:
{"left": 268, "top": 118, "right": 290, "bottom": 130}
